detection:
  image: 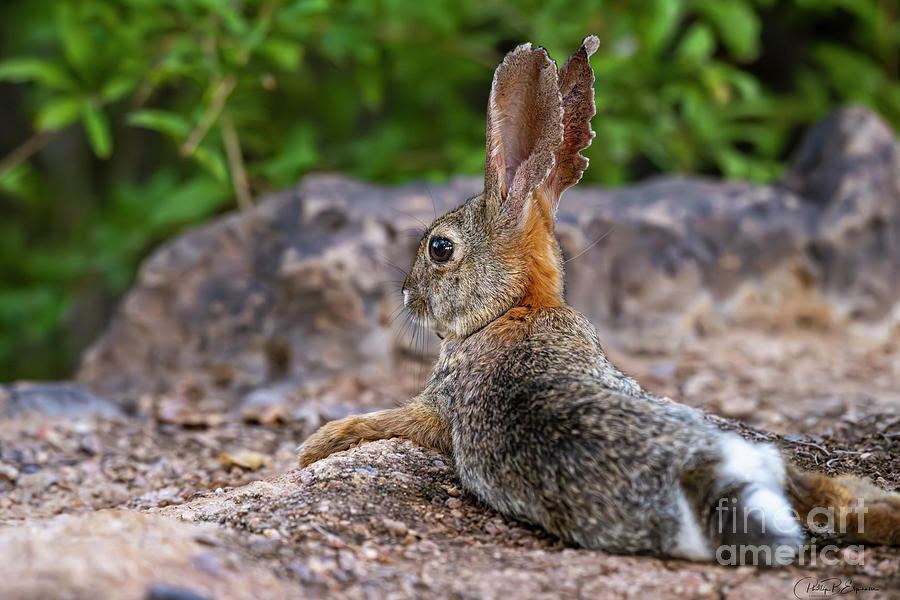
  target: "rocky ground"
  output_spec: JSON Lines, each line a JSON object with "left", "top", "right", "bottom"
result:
{"left": 1, "top": 107, "right": 899, "bottom": 599}
{"left": 1, "top": 327, "right": 900, "bottom": 599}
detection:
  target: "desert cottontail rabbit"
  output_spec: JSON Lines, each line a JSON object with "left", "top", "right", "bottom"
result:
{"left": 299, "top": 37, "right": 900, "bottom": 564}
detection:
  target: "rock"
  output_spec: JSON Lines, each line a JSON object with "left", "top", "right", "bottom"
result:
{"left": 17, "top": 470, "right": 59, "bottom": 491}
{"left": 0, "top": 462, "right": 19, "bottom": 482}
{"left": 0, "top": 510, "right": 297, "bottom": 600}
{"left": 238, "top": 384, "right": 295, "bottom": 424}
{"left": 145, "top": 583, "right": 212, "bottom": 600}
{"left": 381, "top": 518, "right": 408, "bottom": 538}
{"left": 781, "top": 105, "right": 900, "bottom": 321}
{"left": 716, "top": 395, "right": 759, "bottom": 419}
{"left": 75, "top": 107, "right": 900, "bottom": 412}
{"left": 77, "top": 175, "right": 451, "bottom": 413}
{"left": 0, "top": 382, "right": 125, "bottom": 419}
{"left": 216, "top": 450, "right": 272, "bottom": 471}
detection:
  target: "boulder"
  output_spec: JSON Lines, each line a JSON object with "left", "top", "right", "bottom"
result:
{"left": 0, "top": 382, "right": 125, "bottom": 419}
{"left": 76, "top": 107, "right": 900, "bottom": 411}
{"left": 782, "top": 106, "right": 900, "bottom": 320}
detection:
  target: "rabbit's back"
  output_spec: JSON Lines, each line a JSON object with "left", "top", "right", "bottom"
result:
{"left": 446, "top": 306, "right": 726, "bottom": 553}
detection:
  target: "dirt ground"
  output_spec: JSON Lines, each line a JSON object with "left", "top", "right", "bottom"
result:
{"left": 1, "top": 324, "right": 899, "bottom": 599}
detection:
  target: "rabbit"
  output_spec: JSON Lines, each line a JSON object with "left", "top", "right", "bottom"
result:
{"left": 298, "top": 37, "right": 900, "bottom": 564}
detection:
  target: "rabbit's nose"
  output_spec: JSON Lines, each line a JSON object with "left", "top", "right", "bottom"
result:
{"left": 403, "top": 289, "right": 410, "bottom": 307}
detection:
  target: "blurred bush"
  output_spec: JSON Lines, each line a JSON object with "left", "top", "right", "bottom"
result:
{"left": 1, "top": 0, "right": 899, "bottom": 380}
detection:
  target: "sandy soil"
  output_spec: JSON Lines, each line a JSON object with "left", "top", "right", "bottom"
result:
{"left": 1, "top": 325, "right": 898, "bottom": 599}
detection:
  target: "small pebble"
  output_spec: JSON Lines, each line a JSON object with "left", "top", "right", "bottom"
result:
{"left": 79, "top": 435, "right": 102, "bottom": 456}
{"left": 650, "top": 362, "right": 676, "bottom": 378}
{"left": 18, "top": 471, "right": 59, "bottom": 491}
{"left": 145, "top": 583, "right": 211, "bottom": 600}
{"left": 190, "top": 553, "right": 222, "bottom": 576}
{"left": 0, "top": 462, "right": 19, "bottom": 482}
{"left": 382, "top": 518, "right": 408, "bottom": 538}
{"left": 841, "top": 546, "right": 864, "bottom": 564}
{"left": 70, "top": 421, "right": 93, "bottom": 434}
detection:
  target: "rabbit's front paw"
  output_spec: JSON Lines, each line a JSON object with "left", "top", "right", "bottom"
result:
{"left": 297, "top": 417, "right": 366, "bottom": 468}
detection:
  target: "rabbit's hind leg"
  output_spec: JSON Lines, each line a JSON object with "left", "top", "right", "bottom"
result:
{"left": 787, "top": 465, "right": 900, "bottom": 545}
{"left": 669, "top": 485, "right": 716, "bottom": 561}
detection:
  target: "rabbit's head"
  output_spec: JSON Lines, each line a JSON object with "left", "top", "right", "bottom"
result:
{"left": 403, "top": 37, "right": 599, "bottom": 338}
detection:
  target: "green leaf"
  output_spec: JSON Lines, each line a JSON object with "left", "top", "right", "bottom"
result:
{"left": 101, "top": 76, "right": 137, "bottom": 102}
{"left": 57, "top": 3, "right": 95, "bottom": 77}
{"left": 147, "top": 175, "right": 230, "bottom": 229}
{"left": 35, "top": 96, "right": 84, "bottom": 131}
{"left": 697, "top": 0, "right": 760, "bottom": 61}
{"left": 194, "top": 0, "right": 247, "bottom": 35}
{"left": 241, "top": 13, "right": 272, "bottom": 55}
{"left": 81, "top": 104, "right": 112, "bottom": 159}
{"left": 677, "top": 23, "right": 716, "bottom": 61}
{"left": 194, "top": 146, "right": 229, "bottom": 182}
{"left": 813, "top": 43, "right": 885, "bottom": 95}
{"left": 127, "top": 109, "right": 191, "bottom": 140}
{"left": 638, "top": 0, "right": 683, "bottom": 54}
{"left": 715, "top": 65, "right": 761, "bottom": 100}
{"left": 0, "top": 163, "right": 43, "bottom": 204}
{"left": 257, "top": 38, "right": 304, "bottom": 71}
{"left": 255, "top": 125, "right": 318, "bottom": 185}
{"left": 0, "top": 58, "right": 77, "bottom": 90}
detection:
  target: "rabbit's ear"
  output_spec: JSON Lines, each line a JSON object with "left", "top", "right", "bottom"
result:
{"left": 484, "top": 43, "right": 563, "bottom": 221}
{"left": 542, "top": 35, "right": 599, "bottom": 212}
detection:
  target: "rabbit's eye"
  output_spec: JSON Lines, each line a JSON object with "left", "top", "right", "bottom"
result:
{"left": 428, "top": 237, "right": 453, "bottom": 263}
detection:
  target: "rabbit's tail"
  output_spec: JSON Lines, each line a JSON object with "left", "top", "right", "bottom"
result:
{"left": 676, "top": 435, "right": 804, "bottom": 565}
{"left": 786, "top": 465, "right": 900, "bottom": 545}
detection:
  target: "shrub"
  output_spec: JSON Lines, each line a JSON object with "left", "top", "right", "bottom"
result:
{"left": 0, "top": 0, "right": 898, "bottom": 379}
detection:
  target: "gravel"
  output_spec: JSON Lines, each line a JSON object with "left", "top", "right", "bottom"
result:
{"left": 0, "top": 325, "right": 898, "bottom": 599}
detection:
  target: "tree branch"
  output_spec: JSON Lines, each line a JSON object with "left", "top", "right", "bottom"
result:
{"left": 220, "top": 111, "right": 252, "bottom": 213}
{"left": 0, "top": 131, "right": 54, "bottom": 178}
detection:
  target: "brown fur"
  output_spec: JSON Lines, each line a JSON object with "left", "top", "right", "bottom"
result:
{"left": 787, "top": 466, "right": 900, "bottom": 544}
{"left": 543, "top": 35, "right": 598, "bottom": 210}
{"left": 485, "top": 306, "right": 543, "bottom": 344}
{"left": 297, "top": 399, "right": 451, "bottom": 468}
{"left": 485, "top": 44, "right": 562, "bottom": 206}
{"left": 517, "top": 190, "right": 563, "bottom": 309}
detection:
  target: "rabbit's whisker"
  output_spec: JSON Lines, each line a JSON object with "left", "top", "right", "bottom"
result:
{"left": 388, "top": 206, "right": 429, "bottom": 231}
{"left": 425, "top": 182, "right": 439, "bottom": 221}
{"left": 564, "top": 225, "right": 616, "bottom": 264}
{"left": 376, "top": 255, "right": 410, "bottom": 278}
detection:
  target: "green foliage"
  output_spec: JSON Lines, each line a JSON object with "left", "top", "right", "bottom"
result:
{"left": 1, "top": 0, "right": 899, "bottom": 380}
